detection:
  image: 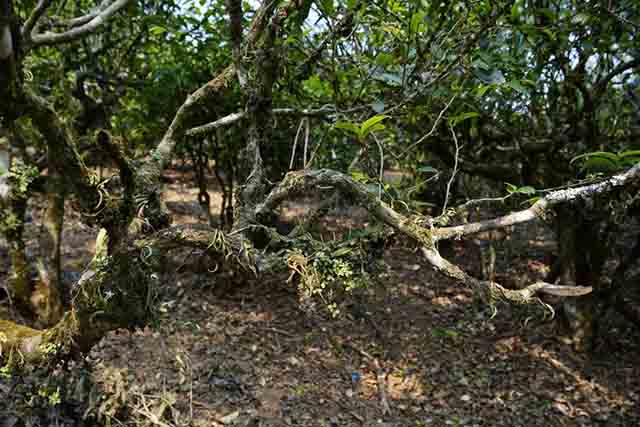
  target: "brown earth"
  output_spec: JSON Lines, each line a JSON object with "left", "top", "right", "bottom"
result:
{"left": 1, "top": 169, "right": 639, "bottom": 426}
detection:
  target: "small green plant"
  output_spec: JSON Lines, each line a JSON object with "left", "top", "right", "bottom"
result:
{"left": 0, "top": 364, "right": 11, "bottom": 379}
{"left": 39, "top": 342, "right": 61, "bottom": 356}
{"left": 292, "top": 383, "right": 309, "bottom": 397}
{"left": 334, "top": 114, "right": 390, "bottom": 144}
{"left": 571, "top": 150, "right": 640, "bottom": 173}
{"left": 287, "top": 239, "right": 370, "bottom": 318}
{"left": 431, "top": 327, "right": 461, "bottom": 341}
{"left": 6, "top": 162, "right": 39, "bottom": 196}
{"left": 504, "top": 182, "right": 536, "bottom": 196}
{"left": 38, "top": 386, "right": 62, "bottom": 406}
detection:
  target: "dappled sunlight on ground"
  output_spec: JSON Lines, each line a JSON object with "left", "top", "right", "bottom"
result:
{"left": 2, "top": 168, "right": 639, "bottom": 426}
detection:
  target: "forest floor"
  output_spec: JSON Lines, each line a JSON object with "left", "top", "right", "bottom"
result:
{"left": 1, "top": 168, "right": 640, "bottom": 427}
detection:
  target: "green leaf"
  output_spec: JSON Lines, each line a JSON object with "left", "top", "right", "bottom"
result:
{"left": 360, "top": 115, "right": 390, "bottom": 136}
{"left": 334, "top": 122, "right": 360, "bottom": 135}
{"left": 475, "top": 84, "right": 492, "bottom": 97}
{"left": 410, "top": 11, "right": 425, "bottom": 33}
{"left": 373, "top": 73, "right": 403, "bottom": 86}
{"left": 449, "top": 111, "right": 479, "bottom": 126}
{"left": 364, "top": 123, "right": 386, "bottom": 135}
{"left": 319, "top": 0, "right": 334, "bottom": 14}
{"left": 508, "top": 80, "right": 528, "bottom": 94}
{"left": 619, "top": 150, "right": 640, "bottom": 159}
{"left": 350, "top": 170, "right": 368, "bottom": 183}
{"left": 570, "top": 151, "right": 620, "bottom": 165}
{"left": 332, "top": 247, "right": 352, "bottom": 257}
{"left": 619, "top": 151, "right": 640, "bottom": 167}
{"left": 472, "top": 59, "right": 491, "bottom": 71}
{"left": 526, "top": 197, "right": 540, "bottom": 205}
{"left": 476, "top": 69, "right": 506, "bottom": 84}
{"left": 432, "top": 328, "right": 459, "bottom": 338}
{"left": 516, "top": 186, "right": 536, "bottom": 195}
{"left": 150, "top": 25, "right": 166, "bottom": 36}
{"left": 417, "top": 166, "right": 438, "bottom": 173}
{"left": 573, "top": 13, "right": 589, "bottom": 24}
{"left": 581, "top": 157, "right": 619, "bottom": 173}
{"left": 505, "top": 183, "right": 518, "bottom": 194}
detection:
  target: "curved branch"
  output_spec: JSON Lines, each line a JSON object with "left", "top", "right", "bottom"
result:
{"left": 256, "top": 167, "right": 640, "bottom": 304}
{"left": 0, "top": 224, "right": 258, "bottom": 365}
{"left": 434, "top": 162, "right": 640, "bottom": 241}
{"left": 23, "top": 89, "right": 144, "bottom": 244}
{"left": 186, "top": 111, "right": 246, "bottom": 137}
{"left": 185, "top": 106, "right": 335, "bottom": 137}
{"left": 51, "top": 0, "right": 113, "bottom": 29}
{"left": 28, "top": 0, "right": 129, "bottom": 48}
{"left": 23, "top": 90, "right": 101, "bottom": 212}
{"left": 595, "top": 57, "right": 640, "bottom": 95}
{"left": 21, "top": 0, "right": 53, "bottom": 41}
{"left": 150, "top": 64, "right": 237, "bottom": 173}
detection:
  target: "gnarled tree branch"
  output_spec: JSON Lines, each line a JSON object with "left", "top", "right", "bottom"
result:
{"left": 28, "top": 0, "right": 129, "bottom": 48}
{"left": 434, "top": 162, "right": 640, "bottom": 241}
{"left": 21, "top": 0, "right": 54, "bottom": 42}
{"left": 255, "top": 166, "right": 640, "bottom": 304}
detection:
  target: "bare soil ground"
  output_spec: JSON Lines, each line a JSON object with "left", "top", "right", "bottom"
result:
{"left": 1, "top": 169, "right": 639, "bottom": 426}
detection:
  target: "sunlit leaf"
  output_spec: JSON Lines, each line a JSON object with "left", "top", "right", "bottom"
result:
{"left": 516, "top": 186, "right": 536, "bottom": 195}
{"left": 150, "top": 25, "right": 166, "bottom": 35}
{"left": 360, "top": 115, "right": 390, "bottom": 136}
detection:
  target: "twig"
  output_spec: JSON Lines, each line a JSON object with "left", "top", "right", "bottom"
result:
{"left": 303, "top": 117, "right": 310, "bottom": 168}
{"left": 372, "top": 133, "right": 385, "bottom": 200}
{"left": 343, "top": 341, "right": 375, "bottom": 360}
{"left": 305, "top": 130, "right": 326, "bottom": 168}
{"left": 454, "top": 195, "right": 511, "bottom": 211}
{"left": 374, "top": 358, "right": 391, "bottom": 416}
{"left": 600, "top": 6, "right": 639, "bottom": 29}
{"left": 186, "top": 105, "right": 338, "bottom": 137}
{"left": 343, "top": 342, "right": 391, "bottom": 416}
{"left": 441, "top": 122, "right": 460, "bottom": 215}
{"left": 395, "top": 93, "right": 458, "bottom": 158}
{"left": 334, "top": 400, "right": 365, "bottom": 424}
{"left": 260, "top": 326, "right": 296, "bottom": 337}
{"left": 22, "top": 0, "right": 54, "bottom": 41}
{"left": 290, "top": 118, "right": 305, "bottom": 170}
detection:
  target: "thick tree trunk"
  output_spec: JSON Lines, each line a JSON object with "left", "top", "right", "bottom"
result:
{"left": 0, "top": 130, "right": 32, "bottom": 311}
{"left": 32, "top": 165, "right": 65, "bottom": 326}
{"left": 3, "top": 188, "right": 30, "bottom": 309}
{"left": 554, "top": 208, "right": 608, "bottom": 351}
